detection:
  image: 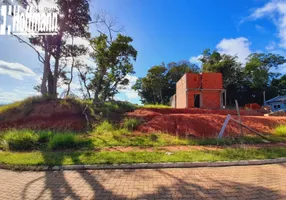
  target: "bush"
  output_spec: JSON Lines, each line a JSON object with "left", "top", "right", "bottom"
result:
{"left": 150, "top": 134, "right": 159, "bottom": 142}
{"left": 37, "top": 131, "right": 53, "bottom": 143}
{"left": 95, "top": 121, "right": 115, "bottom": 133}
{"left": 122, "top": 118, "right": 143, "bottom": 131}
{"left": 2, "top": 130, "right": 39, "bottom": 151}
{"left": 274, "top": 125, "right": 286, "bottom": 137}
{"left": 102, "top": 101, "right": 137, "bottom": 113}
{"left": 48, "top": 133, "right": 78, "bottom": 150}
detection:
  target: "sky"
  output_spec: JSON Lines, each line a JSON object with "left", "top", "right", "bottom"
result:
{"left": 1, "top": 0, "right": 286, "bottom": 104}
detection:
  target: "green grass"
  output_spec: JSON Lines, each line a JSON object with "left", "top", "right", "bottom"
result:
{"left": 90, "top": 130, "right": 187, "bottom": 147}
{"left": 122, "top": 117, "right": 143, "bottom": 131}
{"left": 1, "top": 130, "right": 39, "bottom": 151}
{"left": 95, "top": 121, "right": 115, "bottom": 133}
{"left": 0, "top": 96, "right": 46, "bottom": 115}
{"left": 2, "top": 128, "right": 286, "bottom": 151}
{"left": 97, "top": 101, "right": 137, "bottom": 113}
{"left": 36, "top": 131, "right": 53, "bottom": 143}
{"left": 274, "top": 125, "right": 286, "bottom": 137}
{"left": 0, "top": 147, "right": 285, "bottom": 166}
{"left": 48, "top": 133, "right": 92, "bottom": 150}
{"left": 0, "top": 102, "right": 22, "bottom": 114}
{"left": 139, "top": 104, "right": 171, "bottom": 109}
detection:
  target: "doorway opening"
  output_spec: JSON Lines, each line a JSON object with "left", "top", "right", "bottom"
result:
{"left": 194, "top": 94, "right": 200, "bottom": 108}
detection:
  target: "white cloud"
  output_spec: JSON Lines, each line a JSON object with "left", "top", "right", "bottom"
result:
{"left": 0, "top": 88, "right": 39, "bottom": 104}
{"left": 247, "top": 0, "right": 286, "bottom": 48}
{"left": 249, "top": 1, "right": 277, "bottom": 18}
{"left": 118, "top": 75, "right": 140, "bottom": 100}
{"left": 216, "top": 37, "right": 252, "bottom": 64}
{"left": 0, "top": 60, "right": 36, "bottom": 80}
{"left": 255, "top": 24, "right": 265, "bottom": 32}
{"left": 266, "top": 41, "right": 276, "bottom": 51}
{"left": 60, "top": 55, "right": 96, "bottom": 69}
{"left": 189, "top": 55, "right": 202, "bottom": 66}
{"left": 63, "top": 37, "right": 96, "bottom": 69}
{"left": 66, "top": 37, "right": 92, "bottom": 52}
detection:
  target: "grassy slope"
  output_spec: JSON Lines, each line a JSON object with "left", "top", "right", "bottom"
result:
{"left": 0, "top": 147, "right": 285, "bottom": 166}
{"left": 1, "top": 98, "right": 286, "bottom": 166}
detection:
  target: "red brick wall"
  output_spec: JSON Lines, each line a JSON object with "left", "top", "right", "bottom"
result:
{"left": 202, "top": 73, "right": 223, "bottom": 89}
{"left": 187, "top": 91, "right": 201, "bottom": 108}
{"left": 186, "top": 73, "right": 201, "bottom": 89}
{"left": 202, "top": 91, "right": 221, "bottom": 109}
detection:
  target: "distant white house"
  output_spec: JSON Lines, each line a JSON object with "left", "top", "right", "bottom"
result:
{"left": 265, "top": 95, "right": 286, "bottom": 112}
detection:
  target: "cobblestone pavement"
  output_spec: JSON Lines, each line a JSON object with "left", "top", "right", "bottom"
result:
{"left": 1, "top": 164, "right": 286, "bottom": 200}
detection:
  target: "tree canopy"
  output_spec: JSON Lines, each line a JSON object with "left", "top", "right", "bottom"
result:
{"left": 133, "top": 61, "right": 200, "bottom": 104}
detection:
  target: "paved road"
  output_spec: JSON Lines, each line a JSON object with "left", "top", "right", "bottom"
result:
{"left": 1, "top": 164, "right": 286, "bottom": 200}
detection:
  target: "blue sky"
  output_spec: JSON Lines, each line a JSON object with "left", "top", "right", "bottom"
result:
{"left": 1, "top": 0, "right": 286, "bottom": 104}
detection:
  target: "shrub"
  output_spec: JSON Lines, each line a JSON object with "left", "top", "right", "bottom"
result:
{"left": 122, "top": 118, "right": 143, "bottom": 131}
{"left": 274, "top": 125, "right": 286, "bottom": 137}
{"left": 48, "top": 133, "right": 78, "bottom": 150}
{"left": 102, "top": 101, "right": 137, "bottom": 113}
{"left": 37, "top": 131, "right": 53, "bottom": 143}
{"left": 2, "top": 130, "right": 39, "bottom": 151}
{"left": 95, "top": 121, "right": 115, "bottom": 133}
{"left": 150, "top": 134, "right": 159, "bottom": 142}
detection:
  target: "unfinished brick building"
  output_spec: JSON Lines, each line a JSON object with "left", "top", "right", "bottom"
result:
{"left": 172, "top": 73, "right": 226, "bottom": 109}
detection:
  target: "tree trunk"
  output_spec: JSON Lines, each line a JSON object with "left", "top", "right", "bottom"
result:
{"left": 41, "top": 37, "right": 50, "bottom": 96}
{"left": 41, "top": 54, "right": 49, "bottom": 96}
{"left": 93, "top": 70, "right": 104, "bottom": 105}
{"left": 47, "top": 64, "right": 54, "bottom": 95}
{"left": 160, "top": 88, "right": 163, "bottom": 104}
{"left": 53, "top": 41, "right": 61, "bottom": 98}
{"left": 52, "top": 16, "right": 65, "bottom": 98}
{"left": 78, "top": 70, "right": 91, "bottom": 99}
{"left": 66, "top": 56, "right": 75, "bottom": 96}
{"left": 66, "top": 37, "right": 75, "bottom": 97}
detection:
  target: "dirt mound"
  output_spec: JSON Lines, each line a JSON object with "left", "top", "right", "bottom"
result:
{"left": 128, "top": 108, "right": 286, "bottom": 138}
{"left": 0, "top": 99, "right": 86, "bottom": 131}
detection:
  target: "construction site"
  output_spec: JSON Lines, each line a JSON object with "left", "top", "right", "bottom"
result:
{"left": 128, "top": 72, "right": 286, "bottom": 138}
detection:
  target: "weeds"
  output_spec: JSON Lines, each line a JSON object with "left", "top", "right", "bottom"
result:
{"left": 2, "top": 130, "right": 39, "bottom": 151}
{"left": 95, "top": 121, "right": 115, "bottom": 133}
{"left": 48, "top": 133, "right": 78, "bottom": 150}
{"left": 122, "top": 118, "right": 143, "bottom": 131}
{"left": 102, "top": 101, "right": 137, "bottom": 112}
{"left": 0, "top": 96, "right": 45, "bottom": 116}
{"left": 37, "top": 131, "right": 53, "bottom": 143}
{"left": 274, "top": 125, "right": 286, "bottom": 137}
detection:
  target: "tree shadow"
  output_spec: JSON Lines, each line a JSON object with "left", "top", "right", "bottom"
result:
{"left": 21, "top": 153, "right": 286, "bottom": 200}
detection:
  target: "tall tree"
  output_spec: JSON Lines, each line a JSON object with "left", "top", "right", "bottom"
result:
{"left": 200, "top": 49, "right": 243, "bottom": 88}
{"left": 89, "top": 33, "right": 137, "bottom": 104}
{"left": 245, "top": 53, "right": 286, "bottom": 90}
{"left": 134, "top": 61, "right": 199, "bottom": 104}
{"left": 16, "top": 0, "right": 91, "bottom": 97}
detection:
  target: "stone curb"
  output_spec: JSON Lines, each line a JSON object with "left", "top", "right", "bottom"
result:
{"left": 1, "top": 157, "right": 286, "bottom": 171}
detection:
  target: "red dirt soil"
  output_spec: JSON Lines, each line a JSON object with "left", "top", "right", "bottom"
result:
{"left": 127, "top": 108, "right": 286, "bottom": 138}
{"left": 0, "top": 100, "right": 86, "bottom": 131}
